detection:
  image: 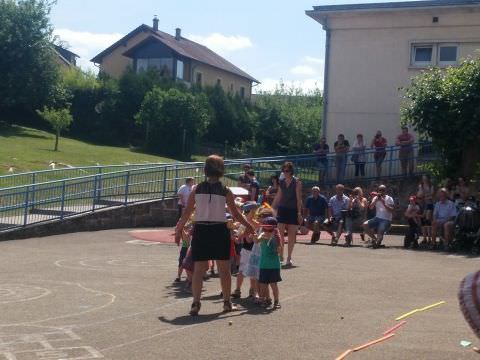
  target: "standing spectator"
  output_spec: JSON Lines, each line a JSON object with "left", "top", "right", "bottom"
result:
{"left": 246, "top": 170, "right": 260, "bottom": 201}
{"left": 404, "top": 195, "right": 422, "bottom": 248}
{"left": 328, "top": 184, "right": 350, "bottom": 246}
{"left": 363, "top": 184, "right": 395, "bottom": 249}
{"left": 432, "top": 188, "right": 457, "bottom": 250}
{"left": 453, "top": 177, "right": 470, "bottom": 202}
{"left": 175, "top": 155, "right": 255, "bottom": 316}
{"left": 313, "top": 137, "right": 330, "bottom": 184}
{"left": 266, "top": 175, "right": 280, "bottom": 205}
{"left": 352, "top": 134, "right": 366, "bottom": 177}
{"left": 304, "top": 186, "right": 331, "bottom": 244}
{"left": 396, "top": 126, "right": 415, "bottom": 176}
{"left": 370, "top": 130, "right": 387, "bottom": 179}
{"left": 272, "top": 162, "right": 303, "bottom": 267}
{"left": 177, "top": 178, "right": 194, "bottom": 220}
{"left": 334, "top": 134, "right": 350, "bottom": 183}
{"left": 344, "top": 187, "right": 368, "bottom": 246}
{"left": 418, "top": 175, "right": 434, "bottom": 233}
{"left": 238, "top": 164, "right": 252, "bottom": 189}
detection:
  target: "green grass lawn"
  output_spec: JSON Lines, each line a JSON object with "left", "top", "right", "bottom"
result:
{"left": 0, "top": 125, "right": 182, "bottom": 175}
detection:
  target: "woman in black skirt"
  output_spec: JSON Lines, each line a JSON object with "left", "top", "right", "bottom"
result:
{"left": 175, "top": 155, "right": 255, "bottom": 316}
{"left": 272, "top": 162, "right": 303, "bottom": 267}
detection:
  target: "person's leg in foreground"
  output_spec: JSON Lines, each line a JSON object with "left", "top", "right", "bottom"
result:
{"left": 191, "top": 260, "right": 209, "bottom": 315}
{"left": 216, "top": 259, "right": 235, "bottom": 311}
{"left": 278, "top": 223, "right": 286, "bottom": 262}
{"left": 286, "top": 224, "right": 297, "bottom": 266}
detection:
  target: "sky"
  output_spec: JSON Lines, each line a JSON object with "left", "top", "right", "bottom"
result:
{"left": 50, "top": 0, "right": 401, "bottom": 92}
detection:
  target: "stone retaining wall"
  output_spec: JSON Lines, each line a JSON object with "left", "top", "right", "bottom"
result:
{"left": 0, "top": 198, "right": 178, "bottom": 241}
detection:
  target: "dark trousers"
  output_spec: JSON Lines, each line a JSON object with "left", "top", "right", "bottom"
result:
{"left": 354, "top": 162, "right": 365, "bottom": 177}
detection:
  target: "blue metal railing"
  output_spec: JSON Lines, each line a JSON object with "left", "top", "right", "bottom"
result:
{"left": 0, "top": 143, "right": 435, "bottom": 232}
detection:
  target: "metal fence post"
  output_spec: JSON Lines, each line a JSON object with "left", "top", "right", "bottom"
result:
{"left": 23, "top": 186, "right": 30, "bottom": 226}
{"left": 92, "top": 175, "right": 98, "bottom": 211}
{"left": 124, "top": 171, "right": 130, "bottom": 205}
{"left": 162, "top": 167, "right": 167, "bottom": 200}
{"left": 388, "top": 146, "right": 394, "bottom": 177}
{"left": 174, "top": 165, "right": 178, "bottom": 194}
{"left": 60, "top": 180, "right": 66, "bottom": 220}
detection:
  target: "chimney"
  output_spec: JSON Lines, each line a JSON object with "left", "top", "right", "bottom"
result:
{"left": 153, "top": 16, "right": 159, "bottom": 31}
{"left": 175, "top": 28, "right": 181, "bottom": 40}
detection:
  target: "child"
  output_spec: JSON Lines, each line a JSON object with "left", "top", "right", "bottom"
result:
{"left": 232, "top": 202, "right": 260, "bottom": 299}
{"left": 176, "top": 221, "right": 192, "bottom": 282}
{"left": 256, "top": 217, "right": 282, "bottom": 309}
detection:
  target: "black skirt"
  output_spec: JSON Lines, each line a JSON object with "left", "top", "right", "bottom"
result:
{"left": 191, "top": 223, "right": 230, "bottom": 261}
{"left": 277, "top": 206, "right": 298, "bottom": 225}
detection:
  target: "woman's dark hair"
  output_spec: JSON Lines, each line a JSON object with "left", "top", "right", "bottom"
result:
{"left": 282, "top": 161, "right": 294, "bottom": 174}
{"left": 204, "top": 155, "right": 224, "bottom": 178}
{"left": 270, "top": 174, "right": 279, "bottom": 186}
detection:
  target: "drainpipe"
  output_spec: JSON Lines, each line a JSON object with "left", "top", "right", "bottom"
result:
{"left": 322, "top": 21, "right": 331, "bottom": 138}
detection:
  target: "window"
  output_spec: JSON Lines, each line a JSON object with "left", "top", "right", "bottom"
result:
{"left": 176, "top": 60, "right": 184, "bottom": 79}
{"left": 136, "top": 58, "right": 173, "bottom": 75}
{"left": 439, "top": 45, "right": 457, "bottom": 64}
{"left": 216, "top": 78, "right": 222, "bottom": 86}
{"left": 229, "top": 83, "right": 234, "bottom": 93}
{"left": 240, "top": 87, "right": 245, "bottom": 99}
{"left": 412, "top": 45, "right": 433, "bottom": 66}
{"left": 195, "top": 72, "right": 203, "bottom": 86}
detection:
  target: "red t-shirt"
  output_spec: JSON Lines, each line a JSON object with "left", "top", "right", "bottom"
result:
{"left": 373, "top": 137, "right": 387, "bottom": 152}
{"left": 397, "top": 133, "right": 414, "bottom": 151}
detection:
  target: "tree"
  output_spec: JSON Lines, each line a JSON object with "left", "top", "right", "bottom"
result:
{"left": 0, "top": 0, "right": 60, "bottom": 121}
{"left": 401, "top": 57, "right": 480, "bottom": 178}
{"left": 135, "top": 88, "right": 211, "bottom": 159}
{"left": 36, "top": 107, "right": 73, "bottom": 151}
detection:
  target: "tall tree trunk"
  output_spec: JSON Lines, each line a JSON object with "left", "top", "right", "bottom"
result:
{"left": 461, "top": 143, "right": 480, "bottom": 179}
{"left": 54, "top": 131, "right": 59, "bottom": 151}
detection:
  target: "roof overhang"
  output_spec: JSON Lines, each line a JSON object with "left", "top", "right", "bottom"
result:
{"left": 306, "top": 0, "right": 480, "bottom": 26}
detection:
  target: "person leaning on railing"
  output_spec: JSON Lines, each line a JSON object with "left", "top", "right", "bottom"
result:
{"left": 396, "top": 126, "right": 415, "bottom": 177}
{"left": 370, "top": 130, "right": 387, "bottom": 180}
{"left": 313, "top": 137, "right": 330, "bottom": 184}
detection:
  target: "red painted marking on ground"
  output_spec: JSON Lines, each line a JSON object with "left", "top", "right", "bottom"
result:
{"left": 128, "top": 229, "right": 176, "bottom": 244}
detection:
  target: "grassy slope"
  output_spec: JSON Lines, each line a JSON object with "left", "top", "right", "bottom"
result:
{"left": 0, "top": 125, "right": 179, "bottom": 175}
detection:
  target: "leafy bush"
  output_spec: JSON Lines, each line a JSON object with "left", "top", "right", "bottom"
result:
{"left": 135, "top": 88, "right": 211, "bottom": 159}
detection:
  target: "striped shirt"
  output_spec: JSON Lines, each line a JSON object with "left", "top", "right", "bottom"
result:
{"left": 195, "top": 181, "right": 229, "bottom": 223}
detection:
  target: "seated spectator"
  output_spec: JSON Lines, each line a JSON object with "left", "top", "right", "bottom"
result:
{"left": 266, "top": 175, "right": 279, "bottom": 205}
{"left": 344, "top": 187, "right": 367, "bottom": 246}
{"left": 246, "top": 170, "right": 260, "bottom": 202}
{"left": 453, "top": 177, "right": 470, "bottom": 203}
{"left": 415, "top": 192, "right": 432, "bottom": 246}
{"left": 363, "top": 184, "right": 395, "bottom": 249}
{"left": 238, "top": 164, "right": 252, "bottom": 189}
{"left": 432, "top": 188, "right": 457, "bottom": 250}
{"left": 404, "top": 195, "right": 422, "bottom": 248}
{"left": 304, "top": 186, "right": 332, "bottom": 243}
{"left": 328, "top": 184, "right": 350, "bottom": 246}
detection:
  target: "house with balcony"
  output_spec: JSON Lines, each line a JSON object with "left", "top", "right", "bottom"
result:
{"left": 91, "top": 17, "right": 258, "bottom": 98}
{"left": 306, "top": 0, "right": 480, "bottom": 145}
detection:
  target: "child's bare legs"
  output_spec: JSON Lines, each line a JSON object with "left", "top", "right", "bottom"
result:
{"left": 216, "top": 260, "right": 232, "bottom": 302}
{"left": 270, "top": 283, "right": 279, "bottom": 302}
{"left": 192, "top": 261, "right": 209, "bottom": 303}
{"left": 235, "top": 273, "right": 244, "bottom": 292}
{"left": 250, "top": 278, "right": 257, "bottom": 297}
{"left": 177, "top": 266, "right": 183, "bottom": 279}
{"left": 278, "top": 223, "right": 286, "bottom": 261}
{"left": 259, "top": 283, "right": 267, "bottom": 300}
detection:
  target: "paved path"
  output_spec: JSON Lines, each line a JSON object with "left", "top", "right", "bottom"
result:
{"left": 0, "top": 229, "right": 479, "bottom": 359}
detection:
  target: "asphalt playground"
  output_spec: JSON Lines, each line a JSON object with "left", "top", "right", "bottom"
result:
{"left": 0, "top": 228, "right": 479, "bottom": 360}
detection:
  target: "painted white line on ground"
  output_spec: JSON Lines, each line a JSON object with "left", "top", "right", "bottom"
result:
{"left": 100, "top": 292, "right": 308, "bottom": 353}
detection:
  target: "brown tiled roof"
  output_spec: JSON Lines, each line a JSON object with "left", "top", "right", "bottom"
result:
{"left": 91, "top": 24, "right": 258, "bottom": 83}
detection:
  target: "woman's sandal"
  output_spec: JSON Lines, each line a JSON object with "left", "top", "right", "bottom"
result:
{"left": 223, "top": 300, "right": 237, "bottom": 313}
{"left": 231, "top": 289, "right": 241, "bottom": 299}
{"left": 190, "top": 301, "right": 201, "bottom": 316}
{"left": 273, "top": 300, "right": 281, "bottom": 309}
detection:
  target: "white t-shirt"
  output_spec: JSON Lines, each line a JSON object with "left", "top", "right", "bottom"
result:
{"left": 177, "top": 184, "right": 192, "bottom": 206}
{"left": 375, "top": 195, "right": 395, "bottom": 221}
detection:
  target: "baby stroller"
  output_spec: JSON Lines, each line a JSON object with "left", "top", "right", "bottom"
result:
{"left": 452, "top": 197, "right": 480, "bottom": 255}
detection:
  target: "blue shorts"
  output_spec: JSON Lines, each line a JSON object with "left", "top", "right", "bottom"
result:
{"left": 367, "top": 217, "right": 391, "bottom": 234}
{"left": 306, "top": 216, "right": 325, "bottom": 224}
